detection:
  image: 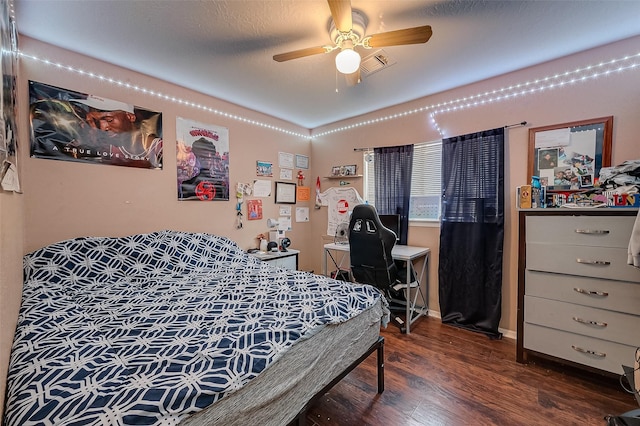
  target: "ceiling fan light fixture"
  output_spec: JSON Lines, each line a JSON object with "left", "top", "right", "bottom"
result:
{"left": 335, "top": 47, "right": 361, "bottom": 74}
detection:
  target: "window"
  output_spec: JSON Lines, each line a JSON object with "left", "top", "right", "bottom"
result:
{"left": 363, "top": 140, "right": 442, "bottom": 221}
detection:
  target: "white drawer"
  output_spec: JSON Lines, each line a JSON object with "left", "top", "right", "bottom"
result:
{"left": 523, "top": 323, "right": 636, "bottom": 374}
{"left": 525, "top": 270, "right": 640, "bottom": 315}
{"left": 524, "top": 295, "right": 640, "bottom": 346}
{"left": 526, "top": 215, "right": 635, "bottom": 248}
{"left": 263, "top": 254, "right": 297, "bottom": 270}
{"left": 527, "top": 243, "right": 640, "bottom": 283}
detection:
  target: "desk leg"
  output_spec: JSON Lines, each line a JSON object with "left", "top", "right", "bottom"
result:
{"left": 323, "top": 249, "right": 327, "bottom": 277}
{"left": 405, "top": 261, "right": 411, "bottom": 334}
{"left": 404, "top": 253, "right": 430, "bottom": 334}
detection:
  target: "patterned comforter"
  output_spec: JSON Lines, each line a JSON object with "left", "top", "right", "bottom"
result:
{"left": 5, "top": 230, "right": 387, "bottom": 425}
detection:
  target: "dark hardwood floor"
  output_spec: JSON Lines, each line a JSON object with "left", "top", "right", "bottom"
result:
{"left": 305, "top": 316, "right": 638, "bottom": 426}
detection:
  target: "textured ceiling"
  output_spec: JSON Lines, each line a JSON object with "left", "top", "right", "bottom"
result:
{"left": 14, "top": 0, "right": 640, "bottom": 129}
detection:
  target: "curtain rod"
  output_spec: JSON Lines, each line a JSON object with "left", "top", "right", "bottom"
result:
{"left": 354, "top": 121, "right": 527, "bottom": 152}
{"left": 505, "top": 121, "right": 527, "bottom": 128}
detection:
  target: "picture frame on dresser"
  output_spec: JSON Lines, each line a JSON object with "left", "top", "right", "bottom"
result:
{"left": 528, "top": 116, "right": 613, "bottom": 191}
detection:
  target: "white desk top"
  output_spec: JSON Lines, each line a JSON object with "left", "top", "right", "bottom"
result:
{"left": 323, "top": 243, "right": 429, "bottom": 261}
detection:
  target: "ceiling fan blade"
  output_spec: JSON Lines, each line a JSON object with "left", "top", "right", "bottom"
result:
{"left": 273, "top": 46, "right": 329, "bottom": 62}
{"left": 328, "top": 0, "right": 353, "bottom": 33}
{"left": 365, "top": 25, "right": 433, "bottom": 48}
{"left": 344, "top": 69, "right": 361, "bottom": 86}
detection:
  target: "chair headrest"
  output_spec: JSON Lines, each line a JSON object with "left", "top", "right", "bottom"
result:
{"left": 349, "top": 204, "right": 397, "bottom": 244}
{"left": 350, "top": 204, "right": 381, "bottom": 223}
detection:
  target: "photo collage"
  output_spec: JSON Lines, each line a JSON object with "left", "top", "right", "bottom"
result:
{"left": 538, "top": 146, "right": 595, "bottom": 190}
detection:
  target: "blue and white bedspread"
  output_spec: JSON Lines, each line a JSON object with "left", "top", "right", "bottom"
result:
{"left": 5, "top": 230, "right": 387, "bottom": 425}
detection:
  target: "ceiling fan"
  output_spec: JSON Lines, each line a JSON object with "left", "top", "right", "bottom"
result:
{"left": 273, "top": 0, "right": 432, "bottom": 86}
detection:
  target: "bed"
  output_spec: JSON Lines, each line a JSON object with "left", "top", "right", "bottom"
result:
{"left": 4, "top": 230, "right": 389, "bottom": 425}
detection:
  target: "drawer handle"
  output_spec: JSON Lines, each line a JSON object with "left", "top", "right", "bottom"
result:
{"left": 572, "top": 316, "right": 607, "bottom": 328}
{"left": 574, "top": 229, "right": 610, "bottom": 235}
{"left": 571, "top": 345, "right": 606, "bottom": 358}
{"left": 576, "top": 258, "right": 611, "bottom": 266}
{"left": 573, "top": 287, "right": 609, "bottom": 297}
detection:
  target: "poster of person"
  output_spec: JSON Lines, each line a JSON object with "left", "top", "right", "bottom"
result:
{"left": 29, "top": 81, "right": 162, "bottom": 169}
{"left": 176, "top": 117, "right": 229, "bottom": 201}
{"left": 0, "top": 2, "right": 18, "bottom": 190}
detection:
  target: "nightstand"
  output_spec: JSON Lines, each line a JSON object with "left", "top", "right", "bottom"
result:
{"left": 250, "top": 249, "right": 299, "bottom": 270}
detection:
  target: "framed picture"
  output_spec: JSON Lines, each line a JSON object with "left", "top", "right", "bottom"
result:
{"left": 275, "top": 181, "right": 296, "bottom": 204}
{"left": 331, "top": 166, "right": 341, "bottom": 176}
{"left": 295, "top": 154, "right": 309, "bottom": 169}
{"left": 342, "top": 164, "right": 357, "bottom": 176}
{"left": 528, "top": 116, "right": 612, "bottom": 191}
{"left": 579, "top": 174, "right": 594, "bottom": 188}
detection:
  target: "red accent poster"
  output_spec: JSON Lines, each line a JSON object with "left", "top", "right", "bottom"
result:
{"left": 176, "top": 117, "right": 229, "bottom": 201}
{"left": 246, "top": 199, "right": 263, "bottom": 220}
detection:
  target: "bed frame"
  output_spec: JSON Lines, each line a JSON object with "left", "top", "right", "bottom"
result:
{"left": 289, "top": 336, "right": 385, "bottom": 425}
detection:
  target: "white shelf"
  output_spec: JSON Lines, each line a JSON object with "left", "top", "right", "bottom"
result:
{"left": 324, "top": 175, "right": 363, "bottom": 179}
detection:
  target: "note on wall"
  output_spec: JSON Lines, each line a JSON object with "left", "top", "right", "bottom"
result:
{"left": 534, "top": 127, "right": 570, "bottom": 149}
{"left": 278, "top": 152, "right": 294, "bottom": 168}
{"left": 280, "top": 168, "right": 293, "bottom": 180}
{"left": 253, "top": 179, "right": 272, "bottom": 197}
{"left": 295, "top": 207, "right": 309, "bottom": 222}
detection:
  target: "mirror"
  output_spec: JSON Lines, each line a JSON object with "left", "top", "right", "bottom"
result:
{"left": 528, "top": 116, "right": 612, "bottom": 191}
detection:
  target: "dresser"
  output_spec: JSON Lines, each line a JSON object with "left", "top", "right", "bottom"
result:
{"left": 517, "top": 209, "right": 640, "bottom": 376}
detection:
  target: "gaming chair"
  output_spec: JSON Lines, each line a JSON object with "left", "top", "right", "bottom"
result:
{"left": 348, "top": 204, "right": 398, "bottom": 293}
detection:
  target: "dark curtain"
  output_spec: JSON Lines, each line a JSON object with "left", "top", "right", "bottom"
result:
{"left": 438, "top": 128, "right": 504, "bottom": 339}
{"left": 374, "top": 145, "right": 413, "bottom": 245}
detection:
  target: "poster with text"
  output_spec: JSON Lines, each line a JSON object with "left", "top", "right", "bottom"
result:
{"left": 177, "top": 117, "right": 229, "bottom": 201}
{"left": 29, "top": 81, "right": 163, "bottom": 169}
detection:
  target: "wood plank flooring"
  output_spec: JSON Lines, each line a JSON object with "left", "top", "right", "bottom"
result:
{"left": 305, "top": 316, "right": 638, "bottom": 425}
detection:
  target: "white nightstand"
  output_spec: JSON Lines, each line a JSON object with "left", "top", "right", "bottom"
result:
{"left": 250, "top": 249, "right": 299, "bottom": 270}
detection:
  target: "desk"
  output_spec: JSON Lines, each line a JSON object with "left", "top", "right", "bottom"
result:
{"left": 323, "top": 242, "right": 430, "bottom": 334}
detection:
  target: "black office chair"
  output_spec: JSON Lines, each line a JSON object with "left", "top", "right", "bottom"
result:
{"left": 348, "top": 204, "right": 398, "bottom": 291}
{"left": 348, "top": 205, "right": 411, "bottom": 327}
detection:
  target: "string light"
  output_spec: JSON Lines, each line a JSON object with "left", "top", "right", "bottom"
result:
{"left": 18, "top": 52, "right": 310, "bottom": 140}
{"left": 314, "top": 51, "right": 640, "bottom": 138}
{"left": 16, "top": 48, "right": 640, "bottom": 140}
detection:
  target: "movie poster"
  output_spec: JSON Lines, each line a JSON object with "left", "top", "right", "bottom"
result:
{"left": 176, "top": 117, "right": 229, "bottom": 201}
{"left": 0, "top": 1, "right": 18, "bottom": 190}
{"left": 29, "top": 81, "right": 163, "bottom": 169}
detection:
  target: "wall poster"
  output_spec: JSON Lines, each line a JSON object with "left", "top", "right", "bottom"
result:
{"left": 246, "top": 199, "right": 262, "bottom": 220}
{"left": 176, "top": 117, "right": 229, "bottom": 201}
{"left": 29, "top": 81, "right": 163, "bottom": 169}
{"left": 0, "top": 1, "right": 18, "bottom": 191}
